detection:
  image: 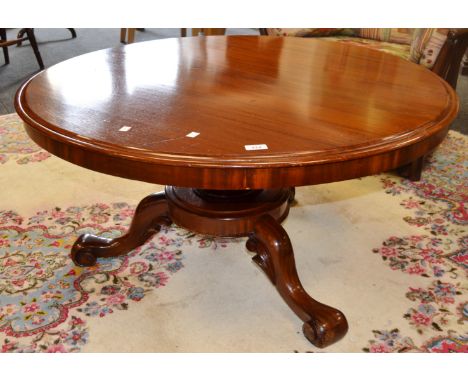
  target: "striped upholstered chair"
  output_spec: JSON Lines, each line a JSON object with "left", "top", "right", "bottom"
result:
{"left": 260, "top": 28, "right": 468, "bottom": 89}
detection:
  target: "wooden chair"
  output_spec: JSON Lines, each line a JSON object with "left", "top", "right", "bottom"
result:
{"left": 462, "top": 49, "right": 468, "bottom": 76}
{"left": 260, "top": 28, "right": 468, "bottom": 89}
{"left": 0, "top": 28, "right": 44, "bottom": 69}
{"left": 120, "top": 28, "right": 226, "bottom": 44}
{"left": 187, "top": 28, "right": 226, "bottom": 36}
{"left": 120, "top": 28, "right": 147, "bottom": 44}
{"left": 16, "top": 28, "right": 76, "bottom": 46}
{"left": 120, "top": 28, "right": 137, "bottom": 44}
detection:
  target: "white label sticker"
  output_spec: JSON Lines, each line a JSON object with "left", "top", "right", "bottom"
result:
{"left": 245, "top": 144, "right": 268, "bottom": 151}
{"left": 186, "top": 131, "right": 200, "bottom": 138}
{"left": 119, "top": 126, "right": 132, "bottom": 132}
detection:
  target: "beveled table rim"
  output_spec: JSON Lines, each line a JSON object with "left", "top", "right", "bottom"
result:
{"left": 14, "top": 36, "right": 459, "bottom": 189}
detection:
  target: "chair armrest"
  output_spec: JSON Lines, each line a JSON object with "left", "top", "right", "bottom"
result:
{"left": 447, "top": 28, "right": 468, "bottom": 39}
{"left": 433, "top": 28, "right": 468, "bottom": 88}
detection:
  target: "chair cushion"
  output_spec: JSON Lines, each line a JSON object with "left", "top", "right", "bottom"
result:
{"left": 265, "top": 28, "right": 355, "bottom": 37}
{"left": 358, "top": 28, "right": 414, "bottom": 45}
{"left": 264, "top": 28, "right": 449, "bottom": 70}
{"left": 410, "top": 28, "right": 450, "bottom": 69}
{"left": 320, "top": 36, "right": 412, "bottom": 61}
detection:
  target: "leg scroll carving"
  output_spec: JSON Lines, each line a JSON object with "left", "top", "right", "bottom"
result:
{"left": 71, "top": 192, "right": 171, "bottom": 267}
{"left": 246, "top": 215, "right": 348, "bottom": 348}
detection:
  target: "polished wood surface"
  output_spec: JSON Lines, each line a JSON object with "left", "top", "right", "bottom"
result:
{"left": 246, "top": 215, "right": 348, "bottom": 348}
{"left": 15, "top": 36, "right": 458, "bottom": 190}
{"left": 166, "top": 187, "right": 291, "bottom": 236}
{"left": 71, "top": 185, "right": 349, "bottom": 349}
{"left": 15, "top": 36, "right": 460, "bottom": 348}
{"left": 71, "top": 192, "right": 171, "bottom": 266}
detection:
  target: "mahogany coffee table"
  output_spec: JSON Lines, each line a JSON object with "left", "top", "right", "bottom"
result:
{"left": 15, "top": 36, "right": 458, "bottom": 348}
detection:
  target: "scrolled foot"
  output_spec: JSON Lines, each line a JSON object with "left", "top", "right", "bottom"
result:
{"left": 302, "top": 309, "right": 348, "bottom": 348}
{"left": 250, "top": 214, "right": 348, "bottom": 348}
{"left": 71, "top": 234, "right": 112, "bottom": 267}
{"left": 245, "top": 236, "right": 258, "bottom": 253}
{"left": 70, "top": 192, "right": 171, "bottom": 267}
{"left": 73, "top": 250, "right": 96, "bottom": 267}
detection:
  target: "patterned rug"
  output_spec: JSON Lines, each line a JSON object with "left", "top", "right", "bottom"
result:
{"left": 0, "top": 113, "right": 466, "bottom": 352}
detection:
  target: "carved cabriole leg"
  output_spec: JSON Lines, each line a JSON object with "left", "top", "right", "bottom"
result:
{"left": 246, "top": 214, "right": 348, "bottom": 348}
{"left": 71, "top": 192, "right": 171, "bottom": 267}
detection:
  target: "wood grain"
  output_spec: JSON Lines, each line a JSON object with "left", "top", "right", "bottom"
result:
{"left": 247, "top": 214, "right": 348, "bottom": 348}
{"left": 15, "top": 36, "right": 459, "bottom": 189}
{"left": 166, "top": 186, "right": 291, "bottom": 236}
{"left": 71, "top": 192, "right": 171, "bottom": 266}
{"left": 16, "top": 36, "right": 460, "bottom": 348}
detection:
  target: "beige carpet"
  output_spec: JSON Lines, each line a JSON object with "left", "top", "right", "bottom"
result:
{"left": 0, "top": 113, "right": 466, "bottom": 352}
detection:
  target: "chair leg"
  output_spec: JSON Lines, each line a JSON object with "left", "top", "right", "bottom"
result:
{"left": 127, "top": 28, "right": 136, "bottom": 44}
{"left": 0, "top": 28, "right": 9, "bottom": 65}
{"left": 120, "top": 28, "right": 127, "bottom": 43}
{"left": 2, "top": 44, "right": 8, "bottom": 65}
{"left": 24, "top": 29, "right": 44, "bottom": 70}
{"left": 203, "top": 28, "right": 226, "bottom": 36}
{"left": 120, "top": 28, "right": 137, "bottom": 44}
{"left": 68, "top": 28, "right": 77, "bottom": 38}
{"left": 397, "top": 156, "right": 424, "bottom": 182}
{"left": 16, "top": 28, "right": 28, "bottom": 46}
{"left": 462, "top": 50, "right": 468, "bottom": 76}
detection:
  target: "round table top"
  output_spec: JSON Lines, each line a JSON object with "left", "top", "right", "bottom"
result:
{"left": 16, "top": 36, "right": 458, "bottom": 189}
